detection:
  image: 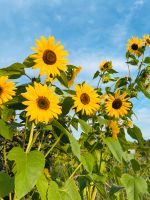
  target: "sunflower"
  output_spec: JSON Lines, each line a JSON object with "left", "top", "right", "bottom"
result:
{"left": 0, "top": 76, "right": 16, "bottom": 105}
{"left": 22, "top": 82, "right": 61, "bottom": 124}
{"left": 45, "top": 73, "right": 55, "bottom": 84}
{"left": 127, "top": 37, "right": 143, "bottom": 56}
{"left": 125, "top": 119, "right": 133, "bottom": 128}
{"left": 99, "top": 60, "right": 112, "bottom": 72}
{"left": 68, "top": 66, "right": 82, "bottom": 88}
{"left": 31, "top": 36, "right": 68, "bottom": 77}
{"left": 109, "top": 121, "right": 120, "bottom": 140}
{"left": 143, "top": 35, "right": 150, "bottom": 46}
{"left": 72, "top": 83, "right": 100, "bottom": 115}
{"left": 105, "top": 91, "right": 132, "bottom": 118}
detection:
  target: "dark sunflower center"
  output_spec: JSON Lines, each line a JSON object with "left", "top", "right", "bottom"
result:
{"left": 112, "top": 98, "right": 122, "bottom": 109}
{"left": 131, "top": 44, "right": 138, "bottom": 50}
{"left": 80, "top": 93, "right": 90, "bottom": 105}
{"left": 146, "top": 39, "right": 150, "bottom": 44}
{"left": 43, "top": 50, "right": 57, "bottom": 65}
{"left": 37, "top": 96, "right": 50, "bottom": 110}
{"left": 0, "top": 87, "right": 3, "bottom": 95}
{"left": 49, "top": 74, "right": 53, "bottom": 78}
{"left": 103, "top": 62, "right": 109, "bottom": 69}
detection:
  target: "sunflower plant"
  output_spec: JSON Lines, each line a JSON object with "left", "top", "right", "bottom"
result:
{"left": 0, "top": 35, "right": 150, "bottom": 200}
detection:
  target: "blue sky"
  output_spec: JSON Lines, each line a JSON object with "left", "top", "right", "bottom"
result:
{"left": 0, "top": 0, "right": 149, "bottom": 139}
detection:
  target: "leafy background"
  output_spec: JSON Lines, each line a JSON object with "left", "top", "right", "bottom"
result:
{"left": 0, "top": 0, "right": 149, "bottom": 139}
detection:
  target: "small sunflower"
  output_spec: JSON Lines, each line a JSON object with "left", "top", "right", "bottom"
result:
{"left": 99, "top": 60, "right": 112, "bottom": 72}
{"left": 68, "top": 66, "right": 82, "bottom": 88}
{"left": 45, "top": 73, "right": 55, "bottom": 84}
{"left": 145, "top": 83, "right": 150, "bottom": 91}
{"left": 72, "top": 83, "right": 100, "bottom": 115}
{"left": 143, "top": 35, "right": 150, "bottom": 46}
{"left": 127, "top": 37, "right": 143, "bottom": 56}
{"left": 32, "top": 36, "right": 68, "bottom": 77}
{"left": 109, "top": 121, "right": 120, "bottom": 140}
{"left": 105, "top": 91, "right": 132, "bottom": 118}
{"left": 125, "top": 120, "right": 133, "bottom": 128}
{"left": 0, "top": 76, "right": 16, "bottom": 105}
{"left": 22, "top": 83, "right": 61, "bottom": 124}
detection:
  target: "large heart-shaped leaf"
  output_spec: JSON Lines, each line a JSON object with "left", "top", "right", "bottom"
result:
{"left": 8, "top": 147, "right": 45, "bottom": 199}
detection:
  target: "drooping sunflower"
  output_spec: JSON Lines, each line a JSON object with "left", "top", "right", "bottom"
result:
{"left": 0, "top": 76, "right": 16, "bottom": 105}
{"left": 72, "top": 83, "right": 100, "bottom": 115}
{"left": 68, "top": 66, "right": 82, "bottom": 88}
{"left": 99, "top": 60, "right": 112, "bottom": 72}
{"left": 22, "top": 83, "right": 61, "bottom": 124}
{"left": 109, "top": 121, "right": 120, "bottom": 140}
{"left": 105, "top": 91, "right": 132, "bottom": 118}
{"left": 143, "top": 34, "right": 150, "bottom": 46}
{"left": 127, "top": 37, "right": 143, "bottom": 56}
{"left": 31, "top": 36, "right": 68, "bottom": 77}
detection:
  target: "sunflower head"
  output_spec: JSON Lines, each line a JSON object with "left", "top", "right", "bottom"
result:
{"left": 109, "top": 121, "right": 120, "bottom": 140}
{"left": 102, "top": 75, "right": 111, "bottom": 83}
{"left": 143, "top": 35, "right": 150, "bottom": 46}
{"left": 127, "top": 37, "right": 143, "bottom": 56}
{"left": 124, "top": 119, "right": 133, "bottom": 128}
{"left": 99, "top": 60, "right": 112, "bottom": 72}
{"left": 0, "top": 76, "right": 16, "bottom": 105}
{"left": 31, "top": 36, "right": 68, "bottom": 77}
{"left": 22, "top": 82, "right": 61, "bottom": 124}
{"left": 72, "top": 83, "right": 100, "bottom": 115}
{"left": 105, "top": 91, "right": 132, "bottom": 118}
{"left": 45, "top": 73, "right": 55, "bottom": 84}
{"left": 67, "top": 66, "right": 82, "bottom": 88}
{"left": 145, "top": 83, "right": 150, "bottom": 91}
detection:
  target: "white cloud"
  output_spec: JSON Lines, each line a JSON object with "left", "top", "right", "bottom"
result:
{"left": 134, "top": 0, "right": 144, "bottom": 6}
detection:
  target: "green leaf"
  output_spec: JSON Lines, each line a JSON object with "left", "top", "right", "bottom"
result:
{"left": 127, "top": 125, "right": 144, "bottom": 144}
{"left": 78, "top": 119, "right": 92, "bottom": 134}
{"left": 61, "top": 179, "right": 81, "bottom": 200}
{"left": 97, "top": 116, "right": 108, "bottom": 126}
{"left": 8, "top": 147, "right": 45, "bottom": 199}
{"left": 0, "top": 63, "right": 26, "bottom": 79}
{"left": 57, "top": 71, "right": 68, "bottom": 88}
{"left": 104, "top": 137, "right": 124, "bottom": 162}
{"left": 93, "top": 71, "right": 100, "bottom": 79}
{"left": 0, "top": 172, "right": 14, "bottom": 198}
{"left": 127, "top": 59, "right": 139, "bottom": 65}
{"left": 81, "top": 152, "right": 95, "bottom": 173}
{"left": 109, "top": 184, "right": 124, "bottom": 195}
{"left": 52, "top": 120, "right": 81, "bottom": 160}
{"left": 1, "top": 107, "right": 15, "bottom": 122}
{"left": 36, "top": 173, "right": 48, "bottom": 200}
{"left": 61, "top": 97, "right": 74, "bottom": 115}
{"left": 143, "top": 57, "right": 150, "bottom": 64}
{"left": 115, "top": 77, "right": 128, "bottom": 90}
{"left": 48, "top": 181, "right": 61, "bottom": 200}
{"left": 0, "top": 119, "right": 12, "bottom": 140}
{"left": 23, "top": 55, "right": 35, "bottom": 68}
{"left": 137, "top": 81, "right": 150, "bottom": 99}
{"left": 130, "top": 159, "right": 140, "bottom": 172}
{"left": 55, "top": 87, "right": 64, "bottom": 95}
{"left": 121, "top": 174, "right": 148, "bottom": 200}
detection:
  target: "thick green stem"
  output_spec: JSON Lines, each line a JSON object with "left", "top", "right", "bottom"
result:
{"left": 26, "top": 122, "right": 34, "bottom": 153}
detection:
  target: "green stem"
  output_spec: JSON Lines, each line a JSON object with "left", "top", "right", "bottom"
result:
{"left": 45, "top": 132, "right": 64, "bottom": 158}
{"left": 45, "top": 113, "right": 76, "bottom": 158}
{"left": 26, "top": 122, "right": 34, "bottom": 153}
{"left": 69, "top": 163, "right": 82, "bottom": 179}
